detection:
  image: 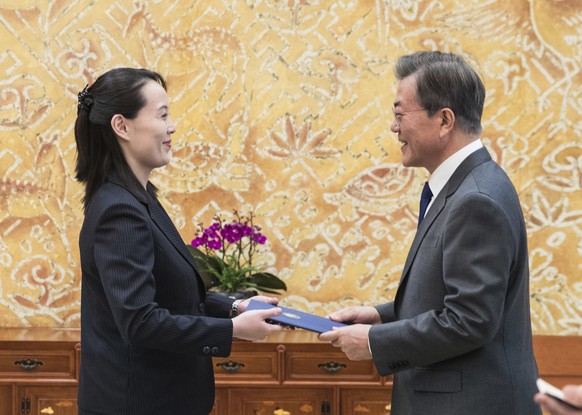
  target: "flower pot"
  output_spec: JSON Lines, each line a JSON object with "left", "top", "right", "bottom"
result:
{"left": 211, "top": 290, "right": 258, "bottom": 300}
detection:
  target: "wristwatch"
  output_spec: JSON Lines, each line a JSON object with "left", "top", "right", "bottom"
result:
{"left": 230, "top": 299, "right": 243, "bottom": 317}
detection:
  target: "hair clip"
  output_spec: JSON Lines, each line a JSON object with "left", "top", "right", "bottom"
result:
{"left": 77, "top": 84, "right": 94, "bottom": 112}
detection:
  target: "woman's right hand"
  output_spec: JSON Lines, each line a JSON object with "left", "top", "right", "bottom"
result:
{"left": 232, "top": 307, "right": 283, "bottom": 341}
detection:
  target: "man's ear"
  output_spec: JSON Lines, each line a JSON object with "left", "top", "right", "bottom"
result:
{"left": 439, "top": 108, "right": 455, "bottom": 136}
{"left": 111, "top": 114, "right": 130, "bottom": 141}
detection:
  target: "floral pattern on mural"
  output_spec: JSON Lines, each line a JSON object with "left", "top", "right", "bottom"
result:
{"left": 0, "top": 0, "right": 580, "bottom": 333}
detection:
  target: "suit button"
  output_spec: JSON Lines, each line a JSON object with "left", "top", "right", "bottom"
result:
{"left": 211, "top": 347, "right": 219, "bottom": 355}
{"left": 198, "top": 303, "right": 206, "bottom": 313}
{"left": 202, "top": 346, "right": 210, "bottom": 354}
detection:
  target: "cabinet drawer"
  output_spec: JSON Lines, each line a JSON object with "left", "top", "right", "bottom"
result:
{"left": 285, "top": 351, "right": 380, "bottom": 383}
{"left": 213, "top": 351, "right": 279, "bottom": 383}
{"left": 0, "top": 349, "right": 76, "bottom": 380}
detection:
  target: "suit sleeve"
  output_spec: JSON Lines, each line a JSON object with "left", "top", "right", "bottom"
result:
{"left": 93, "top": 199, "right": 233, "bottom": 357}
{"left": 375, "top": 302, "right": 396, "bottom": 323}
{"left": 369, "top": 191, "right": 515, "bottom": 375}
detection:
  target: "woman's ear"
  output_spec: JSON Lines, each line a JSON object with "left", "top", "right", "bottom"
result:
{"left": 111, "top": 114, "right": 130, "bottom": 141}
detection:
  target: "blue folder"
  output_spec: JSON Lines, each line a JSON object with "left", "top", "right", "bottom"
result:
{"left": 245, "top": 300, "right": 348, "bottom": 333}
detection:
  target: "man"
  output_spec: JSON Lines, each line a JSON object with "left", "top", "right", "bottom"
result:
{"left": 320, "top": 51, "right": 541, "bottom": 414}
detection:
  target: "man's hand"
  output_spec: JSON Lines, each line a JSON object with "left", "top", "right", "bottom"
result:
{"left": 319, "top": 324, "right": 372, "bottom": 361}
{"left": 326, "top": 306, "right": 382, "bottom": 325}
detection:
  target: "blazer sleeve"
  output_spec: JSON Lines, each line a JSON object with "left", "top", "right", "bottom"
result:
{"left": 93, "top": 198, "right": 233, "bottom": 357}
{"left": 205, "top": 293, "right": 235, "bottom": 317}
{"left": 369, "top": 191, "right": 516, "bottom": 375}
{"left": 375, "top": 302, "right": 396, "bottom": 323}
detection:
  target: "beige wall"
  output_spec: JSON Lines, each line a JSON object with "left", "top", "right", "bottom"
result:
{"left": 0, "top": 0, "right": 580, "bottom": 334}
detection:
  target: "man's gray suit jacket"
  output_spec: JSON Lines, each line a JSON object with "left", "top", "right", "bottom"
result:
{"left": 369, "top": 148, "right": 541, "bottom": 414}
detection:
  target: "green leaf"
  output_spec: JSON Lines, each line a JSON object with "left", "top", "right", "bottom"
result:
{"left": 186, "top": 246, "right": 221, "bottom": 288}
{"left": 254, "top": 286, "right": 283, "bottom": 295}
{"left": 186, "top": 244, "right": 286, "bottom": 293}
{"left": 206, "top": 255, "right": 227, "bottom": 273}
{"left": 251, "top": 272, "right": 287, "bottom": 291}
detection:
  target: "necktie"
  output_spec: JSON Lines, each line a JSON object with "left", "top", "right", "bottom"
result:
{"left": 418, "top": 182, "right": 433, "bottom": 228}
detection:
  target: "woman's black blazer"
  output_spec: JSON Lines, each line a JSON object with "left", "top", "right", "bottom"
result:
{"left": 77, "top": 174, "right": 233, "bottom": 415}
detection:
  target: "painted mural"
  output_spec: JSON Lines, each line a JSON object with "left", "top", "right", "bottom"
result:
{"left": 0, "top": 0, "right": 580, "bottom": 334}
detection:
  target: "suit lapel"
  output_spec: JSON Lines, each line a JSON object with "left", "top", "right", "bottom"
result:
{"left": 148, "top": 201, "right": 203, "bottom": 275}
{"left": 105, "top": 171, "right": 210, "bottom": 292}
{"left": 396, "top": 148, "right": 492, "bottom": 296}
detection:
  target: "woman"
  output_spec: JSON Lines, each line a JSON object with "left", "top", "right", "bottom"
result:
{"left": 74, "top": 68, "right": 282, "bottom": 415}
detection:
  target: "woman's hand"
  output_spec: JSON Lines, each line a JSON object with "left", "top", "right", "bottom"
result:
{"left": 232, "top": 307, "right": 283, "bottom": 341}
{"left": 236, "top": 295, "right": 279, "bottom": 314}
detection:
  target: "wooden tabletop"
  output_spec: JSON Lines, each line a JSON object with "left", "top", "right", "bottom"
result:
{"left": 0, "top": 327, "right": 321, "bottom": 344}
{"left": 0, "top": 328, "right": 80, "bottom": 344}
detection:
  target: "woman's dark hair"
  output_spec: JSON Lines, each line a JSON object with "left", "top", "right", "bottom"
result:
{"left": 74, "top": 68, "right": 167, "bottom": 211}
{"left": 395, "top": 51, "right": 485, "bottom": 136}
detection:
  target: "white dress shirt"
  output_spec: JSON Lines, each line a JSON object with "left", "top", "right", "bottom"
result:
{"left": 425, "top": 139, "right": 484, "bottom": 216}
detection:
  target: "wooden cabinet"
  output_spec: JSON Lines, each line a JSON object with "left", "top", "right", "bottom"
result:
{"left": 341, "top": 388, "right": 393, "bottom": 414}
{"left": 228, "top": 387, "right": 334, "bottom": 414}
{"left": 534, "top": 335, "right": 582, "bottom": 387}
{"left": 0, "top": 329, "right": 581, "bottom": 415}
{"left": 214, "top": 346, "right": 280, "bottom": 384}
{"left": 212, "top": 331, "right": 391, "bottom": 415}
{"left": 0, "top": 329, "right": 79, "bottom": 415}
{"left": 17, "top": 386, "right": 78, "bottom": 415}
{"left": 0, "top": 385, "right": 12, "bottom": 415}
{"left": 533, "top": 336, "right": 582, "bottom": 415}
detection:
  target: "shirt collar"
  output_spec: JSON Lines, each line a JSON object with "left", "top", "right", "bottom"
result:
{"left": 428, "top": 139, "right": 484, "bottom": 202}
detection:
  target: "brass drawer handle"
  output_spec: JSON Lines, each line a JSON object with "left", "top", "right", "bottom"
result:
{"left": 14, "top": 358, "right": 44, "bottom": 371}
{"left": 317, "top": 361, "right": 347, "bottom": 373}
{"left": 216, "top": 360, "right": 245, "bottom": 373}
